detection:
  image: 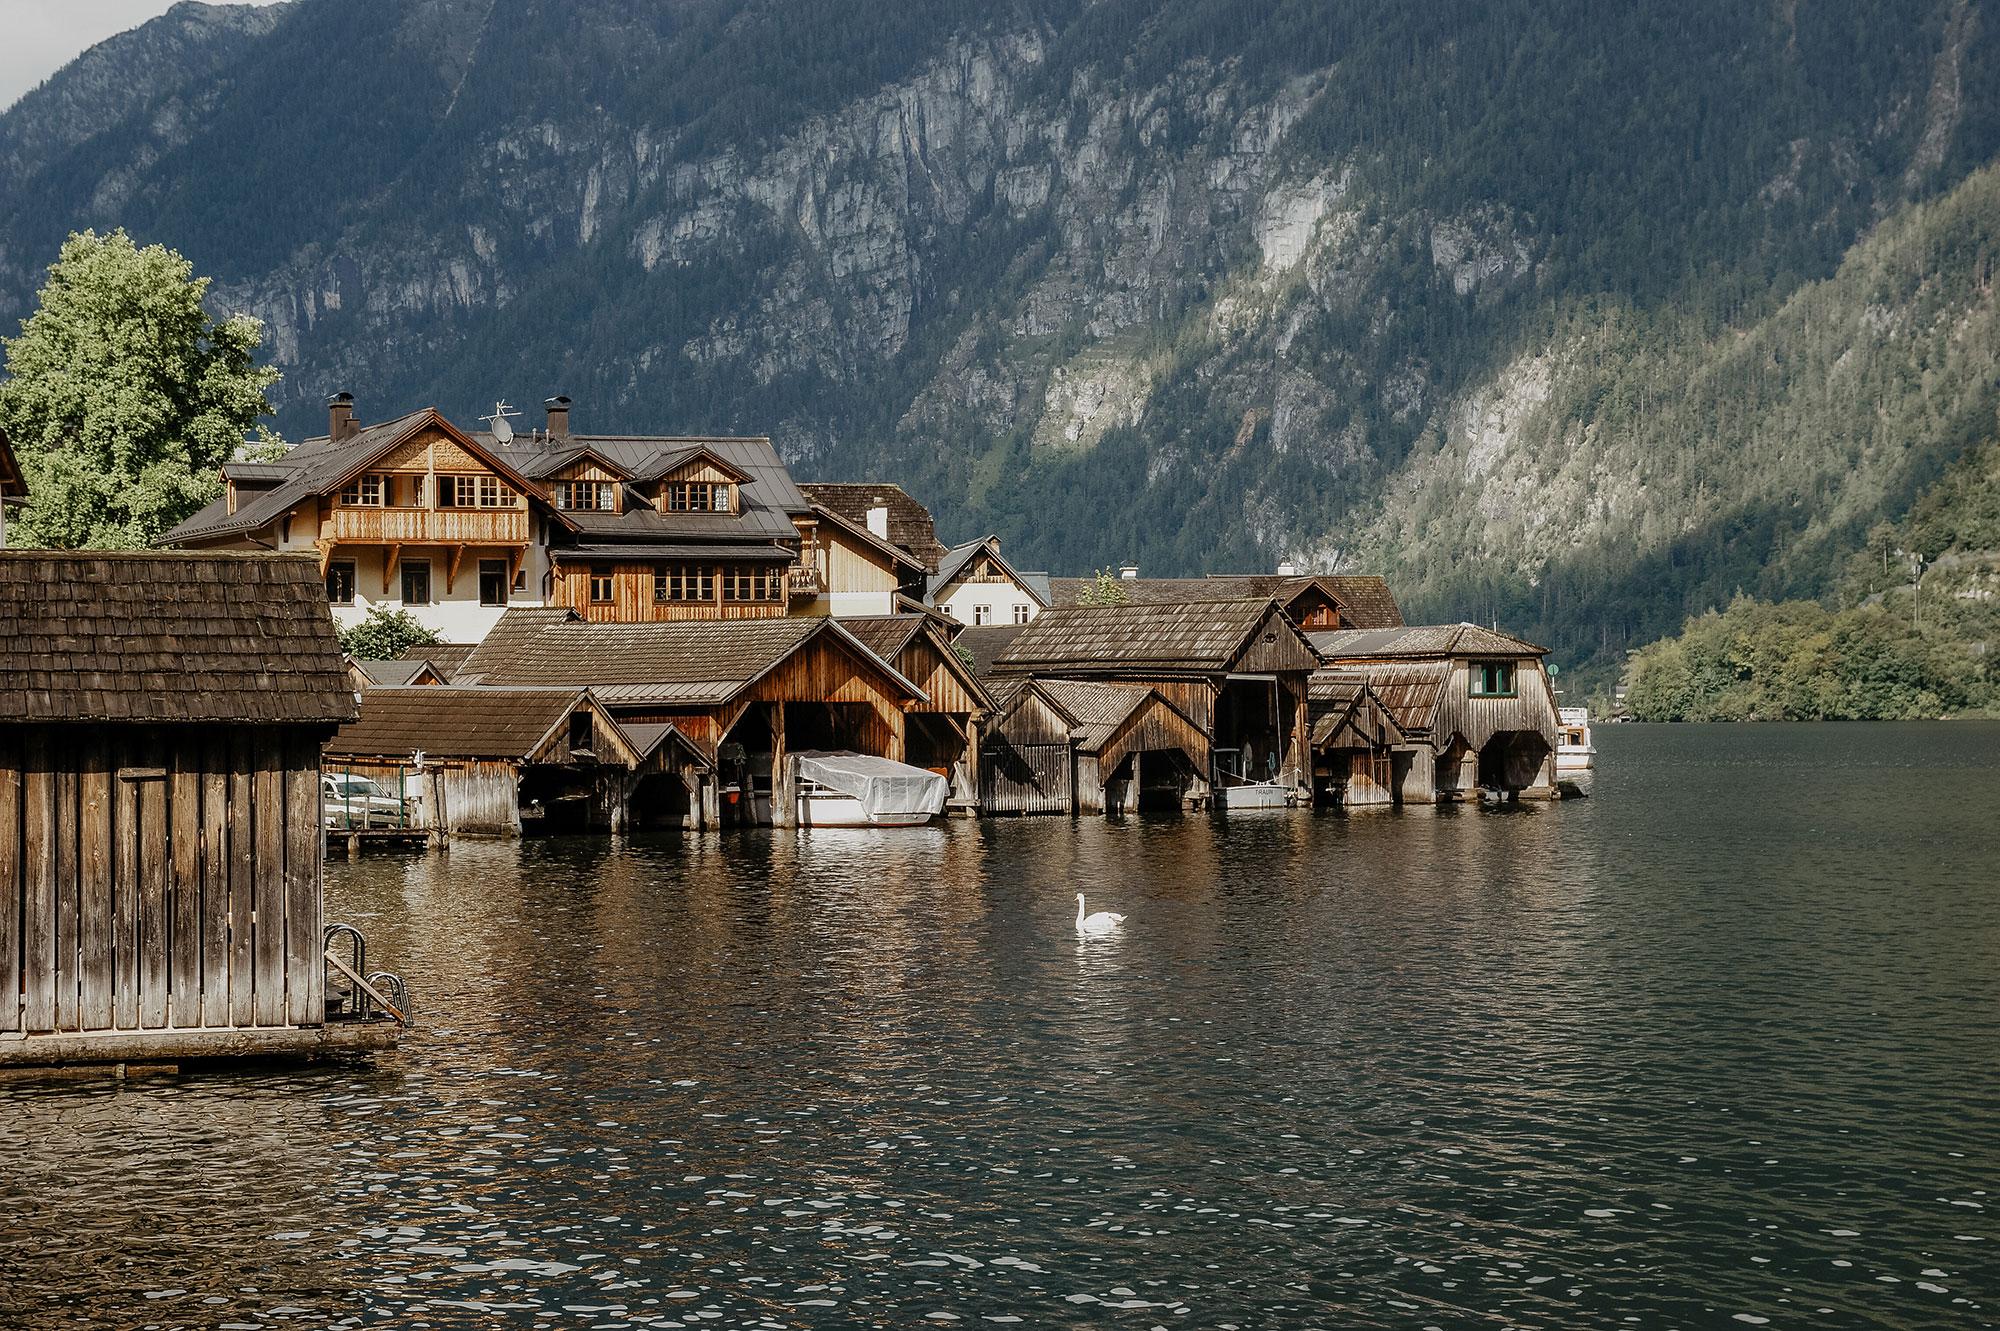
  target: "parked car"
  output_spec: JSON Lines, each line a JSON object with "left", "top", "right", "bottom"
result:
{"left": 323, "top": 774, "right": 410, "bottom": 830}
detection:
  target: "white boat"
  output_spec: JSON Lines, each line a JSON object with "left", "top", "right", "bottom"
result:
{"left": 793, "top": 751, "right": 949, "bottom": 828}
{"left": 1556, "top": 706, "right": 1596, "bottom": 774}
{"left": 1219, "top": 781, "right": 1289, "bottom": 809}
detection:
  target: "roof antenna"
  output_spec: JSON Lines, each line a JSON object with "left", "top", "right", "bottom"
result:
{"left": 479, "top": 400, "right": 521, "bottom": 445}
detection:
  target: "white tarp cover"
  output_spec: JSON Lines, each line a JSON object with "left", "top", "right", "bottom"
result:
{"left": 792, "top": 750, "right": 949, "bottom": 820}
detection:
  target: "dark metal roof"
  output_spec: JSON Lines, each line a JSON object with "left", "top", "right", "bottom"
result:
{"left": 994, "top": 599, "right": 1293, "bottom": 673}
{"left": 926, "top": 537, "right": 1051, "bottom": 607}
{"left": 1043, "top": 574, "right": 1404, "bottom": 627}
{"left": 1308, "top": 623, "right": 1549, "bottom": 659}
{"left": 325, "top": 686, "right": 591, "bottom": 759}
{"left": 0, "top": 551, "right": 356, "bottom": 724}
{"left": 454, "top": 609, "right": 925, "bottom": 706}
{"left": 549, "top": 542, "right": 797, "bottom": 565}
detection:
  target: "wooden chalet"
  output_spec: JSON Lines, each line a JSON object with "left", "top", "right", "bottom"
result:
{"left": 162, "top": 394, "right": 925, "bottom": 637}
{"left": 0, "top": 426, "right": 24, "bottom": 548}
{"left": 990, "top": 599, "right": 1323, "bottom": 808}
{"left": 455, "top": 608, "right": 929, "bottom": 827}
{"left": 837, "top": 615, "right": 994, "bottom": 803}
{"left": 1045, "top": 572, "right": 1403, "bottom": 630}
{"left": 1308, "top": 673, "right": 1408, "bottom": 807}
{"left": 324, "top": 686, "right": 671, "bottom": 837}
{"left": 927, "top": 536, "right": 1052, "bottom": 626}
{"left": 1307, "top": 624, "right": 1560, "bottom": 802}
{"left": 0, "top": 552, "right": 401, "bottom": 1067}
{"left": 796, "top": 482, "right": 950, "bottom": 572}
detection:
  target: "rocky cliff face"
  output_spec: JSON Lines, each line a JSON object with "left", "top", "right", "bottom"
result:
{"left": 1, "top": 0, "right": 1996, "bottom": 673}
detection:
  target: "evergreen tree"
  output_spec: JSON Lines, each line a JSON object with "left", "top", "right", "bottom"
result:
{"left": 0, "top": 229, "right": 277, "bottom": 548}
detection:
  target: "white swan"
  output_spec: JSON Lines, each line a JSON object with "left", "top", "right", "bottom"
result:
{"left": 1075, "top": 892, "right": 1125, "bottom": 934}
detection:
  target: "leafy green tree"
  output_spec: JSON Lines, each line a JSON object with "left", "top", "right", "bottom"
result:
{"left": 1074, "top": 568, "right": 1131, "bottom": 606}
{"left": 339, "top": 608, "right": 441, "bottom": 661}
{"left": 0, "top": 229, "right": 278, "bottom": 548}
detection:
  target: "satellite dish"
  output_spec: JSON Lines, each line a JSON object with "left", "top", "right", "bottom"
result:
{"left": 480, "top": 399, "right": 521, "bottom": 444}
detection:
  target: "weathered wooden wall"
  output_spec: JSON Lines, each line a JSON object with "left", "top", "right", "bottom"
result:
{"left": 549, "top": 565, "right": 790, "bottom": 621}
{"left": 895, "top": 636, "right": 986, "bottom": 717}
{"left": 1431, "top": 659, "right": 1560, "bottom": 755}
{"left": 981, "top": 742, "right": 1072, "bottom": 815}
{"left": 0, "top": 725, "right": 324, "bottom": 1036}
{"left": 819, "top": 528, "right": 900, "bottom": 595}
{"left": 441, "top": 762, "right": 523, "bottom": 835}
{"left": 1095, "top": 699, "right": 1212, "bottom": 784}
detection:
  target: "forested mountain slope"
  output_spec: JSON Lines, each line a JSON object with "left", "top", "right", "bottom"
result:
{"left": 1, "top": 0, "right": 1997, "bottom": 679}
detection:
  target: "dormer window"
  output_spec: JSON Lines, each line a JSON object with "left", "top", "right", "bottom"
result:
{"left": 556, "top": 481, "right": 617, "bottom": 511}
{"left": 1470, "top": 660, "right": 1517, "bottom": 698}
{"left": 666, "top": 482, "right": 729, "bottom": 513}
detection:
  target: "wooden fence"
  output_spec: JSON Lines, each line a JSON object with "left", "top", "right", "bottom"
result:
{"left": 981, "top": 741, "right": 1072, "bottom": 815}
{"left": 0, "top": 725, "right": 325, "bottom": 1035}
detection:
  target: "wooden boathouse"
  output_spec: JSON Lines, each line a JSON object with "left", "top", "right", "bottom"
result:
{"left": 1308, "top": 673, "right": 1408, "bottom": 806}
{"left": 1308, "top": 624, "right": 1560, "bottom": 802}
{"left": 990, "top": 599, "right": 1323, "bottom": 808}
{"left": 324, "top": 686, "right": 658, "bottom": 837}
{"left": 837, "top": 615, "right": 993, "bottom": 806}
{"left": 0, "top": 551, "right": 400, "bottom": 1065}
{"left": 454, "top": 608, "right": 928, "bottom": 826}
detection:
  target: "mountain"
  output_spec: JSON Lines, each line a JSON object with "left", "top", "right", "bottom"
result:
{"left": 2, "top": 0, "right": 1998, "bottom": 684}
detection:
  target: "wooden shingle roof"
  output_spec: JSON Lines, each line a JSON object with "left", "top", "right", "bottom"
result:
{"left": 326, "top": 686, "right": 610, "bottom": 761}
{"left": 797, "top": 482, "right": 948, "bottom": 570}
{"left": 993, "top": 599, "right": 1313, "bottom": 674}
{"left": 455, "top": 608, "right": 925, "bottom": 706}
{"left": 0, "top": 551, "right": 356, "bottom": 724}
{"left": 1308, "top": 623, "right": 1548, "bottom": 659}
{"left": 1043, "top": 574, "right": 1404, "bottom": 628}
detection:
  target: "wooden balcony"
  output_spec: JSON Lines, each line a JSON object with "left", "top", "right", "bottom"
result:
{"left": 788, "top": 565, "right": 827, "bottom": 597}
{"left": 327, "top": 505, "right": 530, "bottom": 546}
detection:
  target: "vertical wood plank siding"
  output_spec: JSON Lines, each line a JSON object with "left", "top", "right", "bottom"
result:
{"left": 0, "top": 724, "right": 331, "bottom": 1035}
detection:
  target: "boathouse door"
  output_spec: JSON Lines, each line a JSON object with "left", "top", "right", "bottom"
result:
{"left": 981, "top": 741, "right": 1071, "bottom": 815}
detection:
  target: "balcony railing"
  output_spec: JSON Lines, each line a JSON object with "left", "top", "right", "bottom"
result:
{"left": 788, "top": 565, "right": 827, "bottom": 596}
{"left": 327, "top": 505, "right": 530, "bottom": 545}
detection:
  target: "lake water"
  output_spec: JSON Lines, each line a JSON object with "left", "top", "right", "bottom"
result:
{"left": 3, "top": 723, "right": 1996, "bottom": 1329}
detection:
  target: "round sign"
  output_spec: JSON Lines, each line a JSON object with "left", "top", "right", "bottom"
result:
{"left": 1548, "top": 664, "right": 1560, "bottom": 676}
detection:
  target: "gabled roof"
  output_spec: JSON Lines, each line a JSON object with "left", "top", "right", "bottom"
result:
{"left": 952, "top": 624, "right": 1029, "bottom": 679}
{"left": 619, "top": 721, "right": 711, "bottom": 770}
{"left": 523, "top": 442, "right": 637, "bottom": 481}
{"left": 325, "top": 686, "right": 641, "bottom": 765}
{"left": 1308, "top": 623, "right": 1548, "bottom": 659}
{"left": 478, "top": 433, "right": 808, "bottom": 535}
{"left": 348, "top": 657, "right": 446, "bottom": 687}
{"left": 0, "top": 427, "right": 24, "bottom": 500}
{"left": 993, "top": 599, "right": 1311, "bottom": 674}
{"left": 811, "top": 504, "right": 926, "bottom": 572}
{"left": 1308, "top": 671, "right": 1407, "bottom": 749}
{"left": 927, "top": 536, "right": 1050, "bottom": 608}
{"left": 1033, "top": 679, "right": 1155, "bottom": 751}
{"left": 837, "top": 614, "right": 995, "bottom": 713}
{"left": 162, "top": 407, "right": 567, "bottom": 546}
{"left": 624, "top": 443, "right": 755, "bottom": 486}
{"left": 1044, "top": 574, "right": 1404, "bottom": 628}
{"left": 1316, "top": 660, "right": 1454, "bottom": 736}
{"left": 398, "top": 643, "right": 478, "bottom": 681}
{"left": 454, "top": 608, "right": 926, "bottom": 707}
{"left": 0, "top": 551, "right": 355, "bottom": 724}
{"left": 796, "top": 482, "right": 948, "bottom": 570}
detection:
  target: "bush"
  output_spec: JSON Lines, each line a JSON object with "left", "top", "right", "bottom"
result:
{"left": 338, "top": 607, "right": 440, "bottom": 661}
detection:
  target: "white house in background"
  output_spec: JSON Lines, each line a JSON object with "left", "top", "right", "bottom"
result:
{"left": 926, "top": 536, "right": 1051, "bottom": 626}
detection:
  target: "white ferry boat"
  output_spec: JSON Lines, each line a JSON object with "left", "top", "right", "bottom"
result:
{"left": 1556, "top": 706, "right": 1596, "bottom": 775}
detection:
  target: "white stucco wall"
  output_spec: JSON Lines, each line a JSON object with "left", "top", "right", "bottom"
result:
{"left": 325, "top": 546, "right": 542, "bottom": 643}
{"left": 933, "top": 579, "right": 1041, "bottom": 626}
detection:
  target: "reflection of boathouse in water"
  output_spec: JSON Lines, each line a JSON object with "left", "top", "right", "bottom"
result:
{"left": 0, "top": 552, "right": 404, "bottom": 1067}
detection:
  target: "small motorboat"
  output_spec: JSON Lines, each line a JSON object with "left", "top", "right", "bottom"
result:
{"left": 1556, "top": 706, "right": 1596, "bottom": 775}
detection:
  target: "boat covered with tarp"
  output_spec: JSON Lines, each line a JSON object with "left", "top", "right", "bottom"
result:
{"left": 793, "top": 750, "right": 950, "bottom": 826}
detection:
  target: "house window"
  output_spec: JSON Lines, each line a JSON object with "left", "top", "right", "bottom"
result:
{"left": 338, "top": 474, "right": 386, "bottom": 506}
{"left": 719, "top": 565, "right": 781, "bottom": 603}
{"left": 556, "top": 480, "right": 617, "bottom": 511}
{"left": 439, "top": 475, "right": 516, "bottom": 508}
{"left": 654, "top": 564, "right": 714, "bottom": 602}
{"left": 589, "top": 573, "right": 615, "bottom": 604}
{"left": 1012, "top": 603, "right": 1031, "bottom": 624}
{"left": 1470, "top": 660, "right": 1517, "bottom": 697}
{"left": 325, "top": 560, "right": 356, "bottom": 605}
{"left": 401, "top": 559, "right": 431, "bottom": 606}
{"left": 478, "top": 559, "right": 509, "bottom": 607}
{"left": 666, "top": 482, "right": 728, "bottom": 512}
{"left": 973, "top": 604, "right": 993, "bottom": 625}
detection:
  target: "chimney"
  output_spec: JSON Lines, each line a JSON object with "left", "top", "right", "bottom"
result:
{"left": 1276, "top": 557, "right": 1298, "bottom": 576}
{"left": 327, "top": 392, "right": 356, "bottom": 442}
{"left": 866, "top": 504, "right": 890, "bottom": 540}
{"left": 1119, "top": 563, "right": 1139, "bottom": 580}
{"left": 544, "top": 395, "right": 571, "bottom": 439}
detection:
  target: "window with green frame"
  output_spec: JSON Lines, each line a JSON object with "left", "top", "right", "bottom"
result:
{"left": 1469, "top": 659, "right": 1517, "bottom": 697}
